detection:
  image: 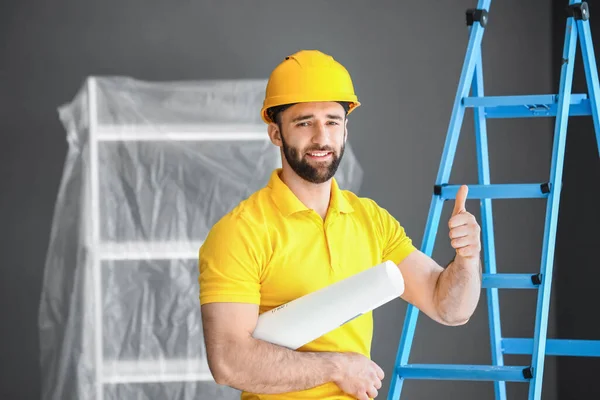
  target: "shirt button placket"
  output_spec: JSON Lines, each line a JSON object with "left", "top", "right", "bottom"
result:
{"left": 325, "top": 218, "right": 337, "bottom": 272}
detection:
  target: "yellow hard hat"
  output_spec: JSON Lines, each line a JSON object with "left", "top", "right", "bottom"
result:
{"left": 261, "top": 50, "right": 360, "bottom": 124}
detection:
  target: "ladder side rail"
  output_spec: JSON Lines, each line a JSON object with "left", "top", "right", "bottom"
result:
{"left": 528, "top": 4, "right": 579, "bottom": 399}
{"left": 575, "top": 2, "right": 600, "bottom": 155}
{"left": 86, "top": 77, "right": 105, "bottom": 400}
{"left": 388, "top": 2, "right": 491, "bottom": 398}
{"left": 472, "top": 43, "right": 507, "bottom": 400}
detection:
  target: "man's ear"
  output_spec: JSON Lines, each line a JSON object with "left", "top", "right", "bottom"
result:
{"left": 267, "top": 122, "right": 283, "bottom": 147}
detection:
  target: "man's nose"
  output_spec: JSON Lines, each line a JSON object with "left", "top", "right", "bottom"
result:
{"left": 311, "top": 123, "right": 331, "bottom": 144}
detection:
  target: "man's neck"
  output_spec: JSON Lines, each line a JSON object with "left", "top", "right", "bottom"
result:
{"left": 280, "top": 167, "right": 332, "bottom": 220}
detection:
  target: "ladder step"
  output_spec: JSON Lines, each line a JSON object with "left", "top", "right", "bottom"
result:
{"left": 435, "top": 183, "right": 550, "bottom": 199}
{"left": 462, "top": 94, "right": 592, "bottom": 118}
{"left": 97, "top": 241, "right": 204, "bottom": 260}
{"left": 396, "top": 364, "right": 532, "bottom": 382}
{"left": 482, "top": 273, "right": 541, "bottom": 289}
{"left": 502, "top": 338, "right": 600, "bottom": 357}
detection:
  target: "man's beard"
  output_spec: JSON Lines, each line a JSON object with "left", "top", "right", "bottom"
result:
{"left": 280, "top": 134, "right": 345, "bottom": 184}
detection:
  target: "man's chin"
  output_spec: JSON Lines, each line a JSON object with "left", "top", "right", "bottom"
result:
{"left": 302, "top": 176, "right": 330, "bottom": 184}
{"left": 306, "top": 163, "right": 331, "bottom": 175}
{"left": 300, "top": 169, "right": 336, "bottom": 184}
{"left": 286, "top": 155, "right": 340, "bottom": 183}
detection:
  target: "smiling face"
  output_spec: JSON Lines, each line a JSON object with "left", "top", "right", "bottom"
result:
{"left": 268, "top": 102, "right": 348, "bottom": 184}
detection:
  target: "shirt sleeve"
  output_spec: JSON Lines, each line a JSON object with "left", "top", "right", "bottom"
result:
{"left": 198, "top": 213, "right": 264, "bottom": 306}
{"left": 373, "top": 201, "right": 418, "bottom": 265}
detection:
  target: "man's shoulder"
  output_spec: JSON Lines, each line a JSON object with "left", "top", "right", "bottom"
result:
{"left": 199, "top": 191, "right": 270, "bottom": 260}
{"left": 208, "top": 186, "right": 273, "bottom": 236}
{"left": 339, "top": 189, "right": 383, "bottom": 215}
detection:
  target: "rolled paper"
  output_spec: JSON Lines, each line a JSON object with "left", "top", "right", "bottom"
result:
{"left": 252, "top": 260, "right": 405, "bottom": 350}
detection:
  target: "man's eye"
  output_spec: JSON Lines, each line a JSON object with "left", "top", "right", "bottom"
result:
{"left": 328, "top": 121, "right": 339, "bottom": 125}
{"left": 296, "top": 122, "right": 309, "bottom": 127}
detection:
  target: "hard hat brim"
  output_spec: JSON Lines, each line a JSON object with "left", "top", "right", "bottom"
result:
{"left": 261, "top": 96, "right": 360, "bottom": 124}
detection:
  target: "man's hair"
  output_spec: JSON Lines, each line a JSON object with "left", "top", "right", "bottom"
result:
{"left": 266, "top": 102, "right": 351, "bottom": 127}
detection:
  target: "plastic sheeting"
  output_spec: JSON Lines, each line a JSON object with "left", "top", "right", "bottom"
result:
{"left": 38, "top": 76, "right": 364, "bottom": 400}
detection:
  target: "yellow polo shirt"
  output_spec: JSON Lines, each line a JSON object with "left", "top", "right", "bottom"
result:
{"left": 199, "top": 168, "right": 416, "bottom": 399}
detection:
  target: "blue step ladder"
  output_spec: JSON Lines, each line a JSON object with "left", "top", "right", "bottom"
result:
{"left": 388, "top": 1, "right": 600, "bottom": 399}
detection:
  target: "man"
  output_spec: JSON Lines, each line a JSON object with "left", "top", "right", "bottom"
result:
{"left": 198, "top": 50, "right": 482, "bottom": 400}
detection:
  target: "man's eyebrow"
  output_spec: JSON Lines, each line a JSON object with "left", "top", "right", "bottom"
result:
{"left": 291, "top": 114, "right": 314, "bottom": 123}
{"left": 291, "top": 114, "right": 344, "bottom": 122}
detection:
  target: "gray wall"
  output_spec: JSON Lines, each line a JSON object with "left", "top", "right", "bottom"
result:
{"left": 1, "top": 0, "right": 569, "bottom": 399}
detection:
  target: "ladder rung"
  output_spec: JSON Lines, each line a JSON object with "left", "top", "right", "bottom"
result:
{"left": 396, "top": 364, "right": 532, "bottom": 382}
{"left": 435, "top": 183, "right": 550, "bottom": 199}
{"left": 482, "top": 273, "right": 541, "bottom": 289}
{"left": 102, "top": 358, "right": 213, "bottom": 384}
{"left": 97, "top": 241, "right": 204, "bottom": 260}
{"left": 463, "top": 94, "right": 592, "bottom": 118}
{"left": 502, "top": 338, "right": 600, "bottom": 357}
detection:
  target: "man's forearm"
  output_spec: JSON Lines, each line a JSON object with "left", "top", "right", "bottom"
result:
{"left": 215, "top": 336, "right": 339, "bottom": 394}
{"left": 433, "top": 256, "right": 482, "bottom": 325}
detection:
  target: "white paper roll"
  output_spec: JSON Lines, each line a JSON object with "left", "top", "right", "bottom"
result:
{"left": 252, "top": 260, "right": 405, "bottom": 350}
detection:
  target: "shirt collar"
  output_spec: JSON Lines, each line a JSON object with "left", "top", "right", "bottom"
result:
{"left": 267, "top": 169, "right": 354, "bottom": 216}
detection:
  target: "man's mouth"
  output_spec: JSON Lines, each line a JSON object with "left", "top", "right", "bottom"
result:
{"left": 306, "top": 151, "right": 332, "bottom": 160}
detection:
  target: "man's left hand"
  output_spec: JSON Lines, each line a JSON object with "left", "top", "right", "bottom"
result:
{"left": 448, "top": 185, "right": 481, "bottom": 262}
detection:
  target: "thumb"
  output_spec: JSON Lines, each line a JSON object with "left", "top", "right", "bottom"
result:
{"left": 452, "top": 185, "right": 468, "bottom": 216}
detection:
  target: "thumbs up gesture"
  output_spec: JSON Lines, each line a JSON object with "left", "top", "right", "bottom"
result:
{"left": 448, "top": 185, "right": 481, "bottom": 260}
